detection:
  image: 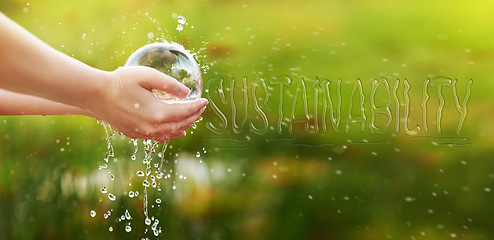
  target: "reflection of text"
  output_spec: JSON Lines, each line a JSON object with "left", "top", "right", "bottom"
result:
{"left": 205, "top": 76, "right": 472, "bottom": 138}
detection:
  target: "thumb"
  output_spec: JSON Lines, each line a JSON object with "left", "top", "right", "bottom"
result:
{"left": 138, "top": 67, "right": 190, "bottom": 98}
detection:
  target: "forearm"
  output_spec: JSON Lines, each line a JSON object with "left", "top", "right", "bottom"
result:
{"left": 0, "top": 89, "right": 89, "bottom": 116}
{"left": 0, "top": 12, "right": 108, "bottom": 111}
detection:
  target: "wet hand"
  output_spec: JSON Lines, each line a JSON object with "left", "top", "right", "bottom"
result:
{"left": 85, "top": 66, "right": 208, "bottom": 141}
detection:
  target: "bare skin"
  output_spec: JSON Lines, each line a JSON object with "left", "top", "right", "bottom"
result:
{"left": 0, "top": 13, "right": 208, "bottom": 142}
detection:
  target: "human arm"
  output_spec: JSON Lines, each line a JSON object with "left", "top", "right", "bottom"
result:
{"left": 0, "top": 13, "right": 207, "bottom": 141}
{"left": 0, "top": 89, "right": 90, "bottom": 116}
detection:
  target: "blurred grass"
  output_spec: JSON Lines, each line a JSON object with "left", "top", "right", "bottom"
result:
{"left": 2, "top": 0, "right": 494, "bottom": 239}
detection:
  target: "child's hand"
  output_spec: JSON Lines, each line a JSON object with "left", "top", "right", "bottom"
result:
{"left": 85, "top": 66, "right": 208, "bottom": 141}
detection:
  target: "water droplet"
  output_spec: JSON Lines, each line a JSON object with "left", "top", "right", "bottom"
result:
{"left": 177, "top": 15, "right": 186, "bottom": 24}
{"left": 128, "top": 191, "right": 135, "bottom": 198}
{"left": 152, "top": 219, "right": 160, "bottom": 230}
{"left": 125, "top": 210, "right": 131, "bottom": 220}
{"left": 145, "top": 217, "right": 152, "bottom": 225}
{"left": 110, "top": 174, "right": 115, "bottom": 181}
{"left": 134, "top": 103, "right": 140, "bottom": 109}
{"left": 143, "top": 180, "right": 150, "bottom": 187}
{"left": 136, "top": 171, "right": 145, "bottom": 177}
{"left": 176, "top": 25, "right": 184, "bottom": 31}
{"left": 147, "top": 32, "right": 155, "bottom": 39}
{"left": 195, "top": 151, "right": 200, "bottom": 157}
{"left": 101, "top": 186, "right": 107, "bottom": 193}
{"left": 109, "top": 227, "right": 113, "bottom": 232}
{"left": 125, "top": 225, "right": 132, "bottom": 232}
{"left": 156, "top": 198, "right": 161, "bottom": 204}
{"left": 108, "top": 193, "right": 116, "bottom": 201}
{"left": 90, "top": 210, "right": 96, "bottom": 217}
{"left": 172, "top": 185, "right": 177, "bottom": 190}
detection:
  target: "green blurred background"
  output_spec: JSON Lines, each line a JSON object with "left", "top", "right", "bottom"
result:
{"left": 1, "top": 0, "right": 494, "bottom": 239}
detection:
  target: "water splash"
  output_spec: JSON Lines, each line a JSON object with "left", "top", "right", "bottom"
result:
{"left": 94, "top": 123, "right": 172, "bottom": 237}
{"left": 89, "top": 12, "right": 207, "bottom": 237}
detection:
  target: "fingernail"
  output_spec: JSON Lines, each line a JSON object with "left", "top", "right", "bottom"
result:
{"left": 198, "top": 98, "right": 208, "bottom": 105}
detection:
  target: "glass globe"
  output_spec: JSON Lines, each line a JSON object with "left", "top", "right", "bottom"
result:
{"left": 124, "top": 42, "right": 202, "bottom": 101}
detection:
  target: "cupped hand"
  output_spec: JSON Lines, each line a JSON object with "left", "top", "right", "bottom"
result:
{"left": 84, "top": 66, "right": 208, "bottom": 141}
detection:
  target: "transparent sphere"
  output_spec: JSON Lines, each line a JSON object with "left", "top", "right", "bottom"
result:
{"left": 124, "top": 42, "right": 202, "bottom": 101}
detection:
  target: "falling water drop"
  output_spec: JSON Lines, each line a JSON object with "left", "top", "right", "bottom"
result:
{"left": 108, "top": 193, "right": 116, "bottom": 201}
{"left": 177, "top": 15, "right": 186, "bottom": 24}
{"left": 145, "top": 217, "right": 152, "bottom": 225}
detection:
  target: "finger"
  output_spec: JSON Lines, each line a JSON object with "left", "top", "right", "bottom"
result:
{"left": 158, "top": 98, "right": 208, "bottom": 122}
{"left": 167, "top": 131, "right": 187, "bottom": 142}
{"left": 152, "top": 105, "right": 206, "bottom": 138}
{"left": 154, "top": 131, "right": 186, "bottom": 144}
{"left": 174, "top": 105, "right": 206, "bottom": 132}
{"left": 137, "top": 67, "right": 190, "bottom": 97}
